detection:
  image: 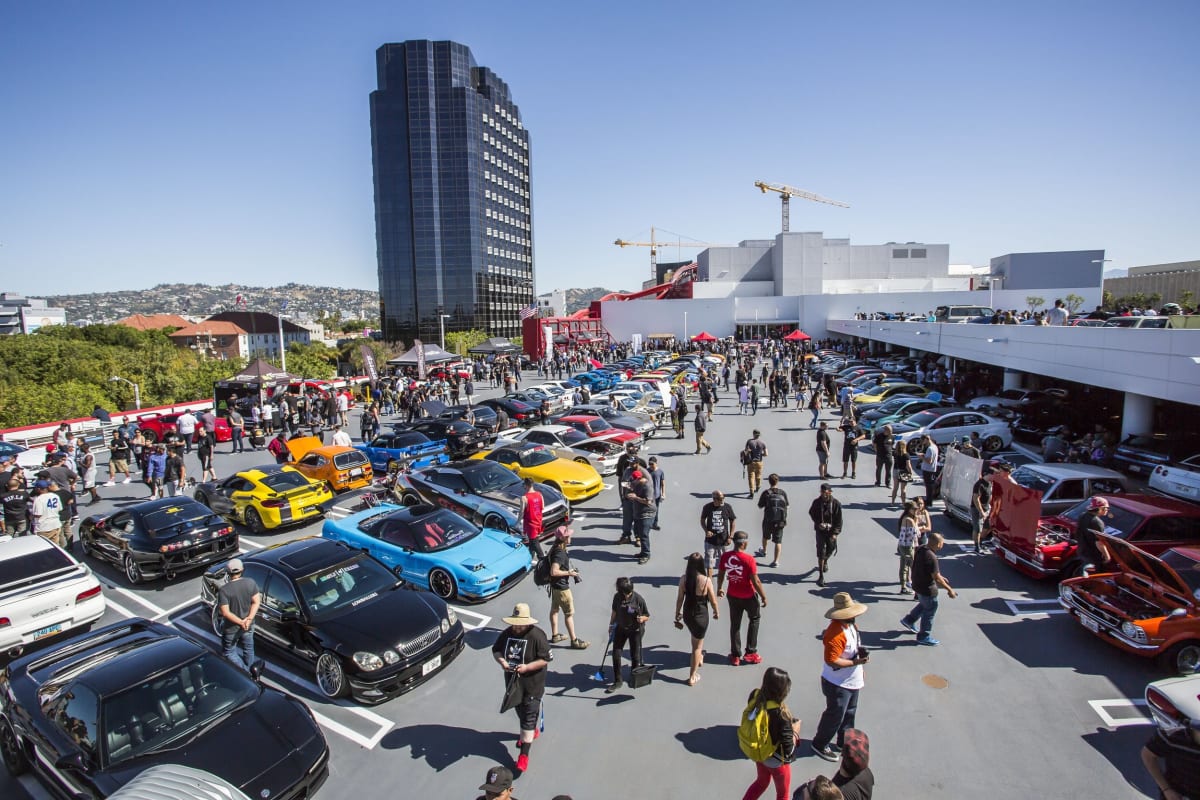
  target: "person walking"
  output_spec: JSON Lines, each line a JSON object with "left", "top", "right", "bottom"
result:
{"left": 197, "top": 430, "right": 217, "bottom": 482}
{"left": 815, "top": 422, "right": 831, "bottom": 480}
{"left": 811, "top": 593, "right": 869, "bottom": 761}
{"left": 330, "top": 424, "right": 352, "bottom": 448}
{"left": 808, "top": 483, "right": 843, "bottom": 587}
{"left": 604, "top": 577, "right": 650, "bottom": 694}
{"left": 104, "top": 431, "right": 133, "bottom": 485}
{"left": 839, "top": 418, "right": 864, "bottom": 480}
{"left": 900, "top": 532, "right": 957, "bottom": 646}
{"left": 693, "top": 404, "right": 712, "bottom": 454}
{"left": 891, "top": 440, "right": 912, "bottom": 505}
{"left": 701, "top": 490, "right": 737, "bottom": 578}
{"left": 616, "top": 443, "right": 646, "bottom": 545}
{"left": 1075, "top": 496, "right": 1113, "bottom": 575}
{"left": 228, "top": 407, "right": 246, "bottom": 453}
{"left": 546, "top": 527, "right": 589, "bottom": 650}
{"left": 216, "top": 558, "right": 261, "bottom": 670}
{"left": 739, "top": 667, "right": 800, "bottom": 800}
{"left": 755, "top": 473, "right": 789, "bottom": 568}
{"left": 30, "top": 480, "right": 64, "bottom": 547}
{"left": 919, "top": 435, "right": 939, "bottom": 504}
{"left": 739, "top": 383, "right": 751, "bottom": 414}
{"left": 872, "top": 425, "right": 894, "bottom": 487}
{"left": 896, "top": 501, "right": 920, "bottom": 593}
{"left": 717, "top": 531, "right": 767, "bottom": 666}
{"left": 164, "top": 448, "right": 186, "bottom": 497}
{"left": 646, "top": 456, "right": 665, "bottom": 530}
{"left": 743, "top": 430, "right": 768, "bottom": 497}
{"left": 970, "top": 465, "right": 994, "bottom": 554}
{"left": 77, "top": 443, "right": 101, "bottom": 505}
{"left": 518, "top": 478, "right": 546, "bottom": 559}
{"left": 627, "top": 469, "right": 656, "bottom": 564}
{"left": 675, "top": 552, "right": 719, "bottom": 686}
{"left": 492, "top": 603, "right": 551, "bottom": 774}
{"left": 145, "top": 445, "right": 167, "bottom": 499}
{"left": 808, "top": 390, "right": 822, "bottom": 428}
{"left": 176, "top": 411, "right": 197, "bottom": 454}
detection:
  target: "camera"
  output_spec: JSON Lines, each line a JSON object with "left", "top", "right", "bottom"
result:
{"left": 820, "top": 523, "right": 831, "bottom": 531}
{"left": 572, "top": 570, "right": 582, "bottom": 585}
{"left": 857, "top": 646, "right": 870, "bottom": 659}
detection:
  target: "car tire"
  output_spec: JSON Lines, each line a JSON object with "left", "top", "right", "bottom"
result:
{"left": 244, "top": 507, "right": 265, "bottom": 533}
{"left": 1165, "top": 642, "right": 1200, "bottom": 675}
{"left": 400, "top": 492, "right": 420, "bottom": 507}
{"left": 211, "top": 605, "right": 224, "bottom": 636}
{"left": 387, "top": 459, "right": 399, "bottom": 474}
{"left": 194, "top": 492, "right": 210, "bottom": 507}
{"left": 123, "top": 553, "right": 145, "bottom": 585}
{"left": 543, "top": 481, "right": 561, "bottom": 494}
{"left": 984, "top": 435, "right": 1005, "bottom": 452}
{"left": 315, "top": 651, "right": 349, "bottom": 699}
{"left": 141, "top": 430, "right": 158, "bottom": 444}
{"left": 429, "top": 567, "right": 457, "bottom": 600}
{"left": 0, "top": 716, "right": 30, "bottom": 777}
{"left": 574, "top": 457, "right": 590, "bottom": 466}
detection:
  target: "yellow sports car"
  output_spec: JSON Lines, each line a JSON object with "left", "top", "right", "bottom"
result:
{"left": 471, "top": 442, "right": 603, "bottom": 502}
{"left": 852, "top": 382, "right": 929, "bottom": 405}
{"left": 194, "top": 465, "right": 334, "bottom": 532}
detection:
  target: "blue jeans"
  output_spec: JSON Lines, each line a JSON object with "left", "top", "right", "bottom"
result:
{"left": 221, "top": 625, "right": 256, "bottom": 670}
{"left": 810, "top": 409, "right": 820, "bottom": 428}
{"left": 633, "top": 516, "right": 652, "bottom": 558}
{"left": 621, "top": 498, "right": 634, "bottom": 539}
{"left": 813, "top": 677, "right": 859, "bottom": 750}
{"left": 651, "top": 498, "right": 662, "bottom": 528}
{"left": 232, "top": 429, "right": 245, "bottom": 452}
{"left": 902, "top": 593, "right": 939, "bottom": 638}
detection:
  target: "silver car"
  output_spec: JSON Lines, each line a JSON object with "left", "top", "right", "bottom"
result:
{"left": 504, "top": 424, "right": 624, "bottom": 475}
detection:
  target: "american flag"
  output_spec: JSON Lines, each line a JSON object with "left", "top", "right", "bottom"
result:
{"left": 518, "top": 302, "right": 537, "bottom": 320}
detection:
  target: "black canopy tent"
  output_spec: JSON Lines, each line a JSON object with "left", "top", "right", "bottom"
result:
{"left": 467, "top": 337, "right": 521, "bottom": 355}
{"left": 213, "top": 358, "right": 293, "bottom": 412}
{"left": 386, "top": 343, "right": 458, "bottom": 366}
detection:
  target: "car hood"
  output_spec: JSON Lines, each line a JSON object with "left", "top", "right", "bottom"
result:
{"left": 457, "top": 529, "right": 531, "bottom": 573}
{"left": 1099, "top": 534, "right": 1192, "bottom": 597}
{"left": 479, "top": 483, "right": 565, "bottom": 509}
{"left": 321, "top": 585, "right": 447, "bottom": 650}
{"left": 285, "top": 436, "right": 323, "bottom": 461}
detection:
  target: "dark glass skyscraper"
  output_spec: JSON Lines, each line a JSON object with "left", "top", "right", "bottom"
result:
{"left": 370, "top": 40, "right": 534, "bottom": 345}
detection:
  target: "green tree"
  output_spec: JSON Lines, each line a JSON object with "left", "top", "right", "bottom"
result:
{"left": 1025, "top": 296, "right": 1046, "bottom": 313}
{"left": 1179, "top": 289, "right": 1195, "bottom": 309}
{"left": 445, "top": 329, "right": 489, "bottom": 356}
{"left": 0, "top": 380, "right": 111, "bottom": 429}
{"left": 283, "top": 342, "right": 337, "bottom": 379}
{"left": 1063, "top": 293, "right": 1085, "bottom": 314}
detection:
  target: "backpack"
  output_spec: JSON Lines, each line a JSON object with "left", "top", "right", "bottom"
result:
{"left": 533, "top": 554, "right": 553, "bottom": 587}
{"left": 763, "top": 489, "right": 788, "bottom": 524}
{"left": 737, "top": 691, "right": 781, "bottom": 762}
{"left": 739, "top": 447, "right": 751, "bottom": 466}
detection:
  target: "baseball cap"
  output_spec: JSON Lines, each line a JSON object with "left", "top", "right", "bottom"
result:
{"left": 227, "top": 558, "right": 244, "bottom": 573}
{"left": 1089, "top": 496, "right": 1109, "bottom": 509}
{"left": 733, "top": 531, "right": 749, "bottom": 543}
{"left": 630, "top": 470, "right": 643, "bottom": 480}
{"left": 820, "top": 483, "right": 832, "bottom": 492}
{"left": 33, "top": 479, "right": 51, "bottom": 489}
{"left": 841, "top": 729, "right": 869, "bottom": 775}
{"left": 752, "top": 429, "right": 761, "bottom": 436}
{"left": 479, "top": 766, "right": 513, "bottom": 793}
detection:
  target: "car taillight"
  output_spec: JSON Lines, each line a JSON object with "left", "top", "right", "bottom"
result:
{"left": 1147, "top": 687, "right": 1183, "bottom": 724}
{"left": 160, "top": 539, "right": 194, "bottom": 552}
{"left": 0, "top": 617, "right": 10, "bottom": 627}
{"left": 75, "top": 585, "right": 102, "bottom": 603}
{"left": 218, "top": 526, "right": 234, "bottom": 536}
{"left": 261, "top": 498, "right": 287, "bottom": 508}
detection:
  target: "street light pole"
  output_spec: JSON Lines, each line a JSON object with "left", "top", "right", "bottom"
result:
{"left": 277, "top": 313, "right": 287, "bottom": 373}
{"left": 109, "top": 376, "right": 141, "bottom": 410}
{"left": 439, "top": 314, "right": 451, "bottom": 350}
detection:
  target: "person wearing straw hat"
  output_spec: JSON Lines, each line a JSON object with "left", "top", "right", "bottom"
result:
{"left": 493, "top": 602, "right": 552, "bottom": 774}
{"left": 811, "top": 592, "right": 869, "bottom": 761}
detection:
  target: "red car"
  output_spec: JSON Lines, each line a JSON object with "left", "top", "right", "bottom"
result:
{"left": 994, "top": 494, "right": 1200, "bottom": 580}
{"left": 557, "top": 415, "right": 642, "bottom": 445}
{"left": 136, "top": 412, "right": 232, "bottom": 444}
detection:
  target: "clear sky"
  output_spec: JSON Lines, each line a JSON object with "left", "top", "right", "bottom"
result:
{"left": 2, "top": 0, "right": 1197, "bottom": 297}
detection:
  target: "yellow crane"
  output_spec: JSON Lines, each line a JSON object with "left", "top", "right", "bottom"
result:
{"left": 614, "top": 226, "right": 731, "bottom": 282}
{"left": 754, "top": 181, "right": 849, "bottom": 232}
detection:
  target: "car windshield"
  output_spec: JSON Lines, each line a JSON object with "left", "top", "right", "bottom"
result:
{"left": 102, "top": 652, "right": 257, "bottom": 766}
{"left": 407, "top": 510, "right": 481, "bottom": 552}
{"left": 1059, "top": 500, "right": 1144, "bottom": 536}
{"left": 259, "top": 471, "right": 311, "bottom": 491}
{"left": 586, "top": 418, "right": 613, "bottom": 433}
{"left": 0, "top": 546, "right": 75, "bottom": 590}
{"left": 518, "top": 449, "right": 558, "bottom": 468}
{"left": 877, "top": 398, "right": 911, "bottom": 414}
{"left": 1161, "top": 551, "right": 1200, "bottom": 594}
{"left": 905, "top": 410, "right": 943, "bottom": 428}
{"left": 383, "top": 432, "right": 431, "bottom": 447}
{"left": 560, "top": 430, "right": 588, "bottom": 446}
{"left": 296, "top": 555, "right": 398, "bottom": 617}
{"left": 462, "top": 461, "right": 523, "bottom": 493}
{"left": 1010, "top": 467, "right": 1057, "bottom": 496}
{"left": 140, "top": 504, "right": 218, "bottom": 538}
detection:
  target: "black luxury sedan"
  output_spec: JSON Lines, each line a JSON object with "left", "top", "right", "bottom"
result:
{"left": 78, "top": 497, "right": 239, "bottom": 585}
{"left": 0, "top": 618, "right": 328, "bottom": 799}
{"left": 393, "top": 419, "right": 488, "bottom": 457}
{"left": 200, "top": 537, "right": 465, "bottom": 703}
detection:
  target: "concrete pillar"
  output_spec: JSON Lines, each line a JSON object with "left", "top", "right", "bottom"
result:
{"left": 909, "top": 348, "right": 920, "bottom": 358}
{"left": 1122, "top": 392, "right": 1156, "bottom": 439}
{"left": 1002, "top": 369, "right": 1024, "bottom": 391}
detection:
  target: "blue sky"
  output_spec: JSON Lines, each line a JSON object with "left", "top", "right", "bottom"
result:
{"left": 2, "top": 1, "right": 1197, "bottom": 297}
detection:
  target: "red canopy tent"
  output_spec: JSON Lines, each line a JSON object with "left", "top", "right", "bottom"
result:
{"left": 691, "top": 331, "right": 718, "bottom": 342}
{"left": 783, "top": 330, "right": 811, "bottom": 341}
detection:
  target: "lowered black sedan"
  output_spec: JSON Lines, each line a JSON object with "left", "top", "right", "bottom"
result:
{"left": 200, "top": 537, "right": 465, "bottom": 704}
{"left": 79, "top": 497, "right": 239, "bottom": 585}
{"left": 0, "top": 618, "right": 328, "bottom": 799}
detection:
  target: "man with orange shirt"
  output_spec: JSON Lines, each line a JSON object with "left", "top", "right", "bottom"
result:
{"left": 812, "top": 592, "right": 869, "bottom": 761}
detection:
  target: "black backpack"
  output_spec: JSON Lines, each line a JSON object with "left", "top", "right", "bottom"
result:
{"left": 763, "top": 489, "right": 788, "bottom": 523}
{"left": 533, "top": 554, "right": 553, "bottom": 587}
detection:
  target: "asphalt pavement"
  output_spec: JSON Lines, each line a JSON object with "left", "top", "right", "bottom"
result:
{"left": 1, "top": 373, "right": 1160, "bottom": 799}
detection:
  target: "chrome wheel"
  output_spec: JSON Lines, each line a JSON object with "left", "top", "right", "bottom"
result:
{"left": 429, "top": 568, "right": 456, "bottom": 600}
{"left": 123, "top": 553, "right": 144, "bottom": 585}
{"left": 1173, "top": 643, "right": 1200, "bottom": 675}
{"left": 984, "top": 435, "right": 1005, "bottom": 452}
{"left": 315, "top": 652, "right": 348, "bottom": 698}
{"left": 0, "top": 717, "right": 29, "bottom": 776}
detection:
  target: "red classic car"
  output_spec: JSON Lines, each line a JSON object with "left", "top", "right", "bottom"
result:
{"left": 1059, "top": 535, "right": 1200, "bottom": 674}
{"left": 994, "top": 493, "right": 1200, "bottom": 580}
{"left": 136, "top": 412, "right": 232, "bottom": 443}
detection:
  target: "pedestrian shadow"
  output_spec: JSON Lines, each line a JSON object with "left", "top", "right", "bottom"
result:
{"left": 675, "top": 724, "right": 743, "bottom": 761}
{"left": 1080, "top": 727, "right": 1159, "bottom": 798}
{"left": 573, "top": 548, "right": 640, "bottom": 564}
{"left": 380, "top": 724, "right": 514, "bottom": 770}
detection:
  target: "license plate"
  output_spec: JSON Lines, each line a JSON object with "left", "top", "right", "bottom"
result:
{"left": 422, "top": 654, "right": 442, "bottom": 676}
{"left": 1080, "top": 615, "right": 1100, "bottom": 633}
{"left": 1128, "top": 464, "right": 1143, "bottom": 473}
{"left": 33, "top": 623, "right": 63, "bottom": 639}
{"left": 303, "top": 506, "right": 317, "bottom": 514}
{"left": 1174, "top": 483, "right": 1197, "bottom": 497}
{"left": 1004, "top": 549, "right": 1017, "bottom": 564}
{"left": 350, "top": 468, "right": 363, "bottom": 477}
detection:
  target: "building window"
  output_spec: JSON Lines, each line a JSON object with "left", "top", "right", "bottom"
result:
{"left": 911, "top": 248, "right": 927, "bottom": 258}
{"left": 892, "top": 249, "right": 909, "bottom": 259}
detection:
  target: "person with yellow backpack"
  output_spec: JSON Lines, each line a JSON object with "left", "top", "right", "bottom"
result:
{"left": 737, "top": 666, "right": 800, "bottom": 800}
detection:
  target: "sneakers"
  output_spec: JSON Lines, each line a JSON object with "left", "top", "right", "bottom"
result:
{"left": 604, "top": 680, "right": 624, "bottom": 694}
{"left": 515, "top": 753, "right": 529, "bottom": 773}
{"left": 812, "top": 743, "right": 840, "bottom": 762}
{"left": 637, "top": 556, "right": 649, "bottom": 565}
{"left": 705, "top": 444, "right": 712, "bottom": 453}
{"left": 816, "top": 575, "right": 825, "bottom": 587}
{"left": 767, "top": 561, "right": 778, "bottom": 568}
{"left": 616, "top": 537, "right": 632, "bottom": 545}
{"left": 742, "top": 652, "right": 763, "bottom": 665}
{"left": 551, "top": 633, "right": 567, "bottom": 644}
{"left": 729, "top": 654, "right": 741, "bottom": 666}
{"left": 571, "top": 638, "right": 590, "bottom": 650}
{"left": 754, "top": 548, "right": 767, "bottom": 558}
{"left": 121, "top": 477, "right": 132, "bottom": 484}
{"left": 917, "top": 636, "right": 940, "bottom": 646}
{"left": 900, "top": 619, "right": 917, "bottom": 634}
{"left": 103, "top": 481, "right": 115, "bottom": 487}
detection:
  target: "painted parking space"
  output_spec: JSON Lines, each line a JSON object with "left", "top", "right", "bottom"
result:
{"left": 1089, "top": 698, "right": 1152, "bottom": 728}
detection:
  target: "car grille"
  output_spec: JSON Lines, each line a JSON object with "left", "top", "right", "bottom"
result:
{"left": 398, "top": 626, "right": 442, "bottom": 658}
{"left": 1068, "top": 594, "right": 1123, "bottom": 629}
{"left": 499, "top": 568, "right": 526, "bottom": 592}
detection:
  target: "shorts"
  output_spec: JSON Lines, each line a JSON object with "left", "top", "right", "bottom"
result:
{"left": 971, "top": 506, "right": 991, "bottom": 537}
{"left": 704, "top": 541, "right": 728, "bottom": 571}
{"left": 842, "top": 449, "right": 858, "bottom": 464}
{"left": 515, "top": 692, "right": 542, "bottom": 731}
{"left": 762, "top": 522, "right": 785, "bottom": 544}
{"left": 110, "top": 458, "right": 129, "bottom": 473}
{"left": 817, "top": 451, "right": 829, "bottom": 465}
{"left": 550, "top": 588, "right": 574, "bottom": 616}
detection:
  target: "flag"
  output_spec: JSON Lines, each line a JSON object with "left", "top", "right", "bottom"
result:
{"left": 519, "top": 302, "right": 537, "bottom": 320}
{"left": 235, "top": 294, "right": 246, "bottom": 307}
{"left": 281, "top": 299, "right": 289, "bottom": 311}
{"left": 588, "top": 358, "right": 603, "bottom": 369}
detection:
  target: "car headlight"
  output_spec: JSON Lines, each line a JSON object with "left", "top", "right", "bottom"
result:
{"left": 352, "top": 651, "right": 384, "bottom": 671}
{"left": 446, "top": 607, "right": 458, "bottom": 627}
{"left": 382, "top": 649, "right": 399, "bottom": 665}
{"left": 1059, "top": 584, "right": 1073, "bottom": 602}
{"left": 440, "top": 618, "right": 451, "bottom": 634}
{"left": 1121, "top": 622, "right": 1148, "bottom": 642}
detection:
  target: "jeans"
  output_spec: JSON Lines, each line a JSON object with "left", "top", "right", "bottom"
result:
{"left": 809, "top": 409, "right": 820, "bottom": 428}
{"left": 651, "top": 497, "right": 662, "bottom": 528}
{"left": 727, "top": 594, "right": 760, "bottom": 656}
{"left": 621, "top": 498, "right": 634, "bottom": 539}
{"left": 903, "top": 593, "right": 939, "bottom": 638}
{"left": 812, "top": 677, "right": 859, "bottom": 749}
{"left": 221, "top": 625, "right": 256, "bottom": 670}
{"left": 922, "top": 469, "right": 937, "bottom": 503}
{"left": 232, "top": 429, "right": 245, "bottom": 453}
{"left": 875, "top": 454, "right": 892, "bottom": 485}
{"left": 633, "top": 516, "right": 652, "bottom": 558}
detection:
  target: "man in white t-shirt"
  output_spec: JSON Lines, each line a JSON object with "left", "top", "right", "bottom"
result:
{"left": 176, "top": 411, "right": 197, "bottom": 453}
{"left": 330, "top": 425, "right": 353, "bottom": 448}
{"left": 920, "top": 436, "right": 939, "bottom": 505}
{"left": 30, "top": 480, "right": 64, "bottom": 547}
{"left": 1046, "top": 299, "right": 1069, "bottom": 326}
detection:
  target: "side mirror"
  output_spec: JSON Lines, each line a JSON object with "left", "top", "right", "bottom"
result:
{"left": 55, "top": 752, "right": 86, "bottom": 772}
{"left": 280, "top": 610, "right": 301, "bottom": 622}
{"left": 1170, "top": 608, "right": 1188, "bottom": 618}
{"left": 249, "top": 659, "right": 267, "bottom": 681}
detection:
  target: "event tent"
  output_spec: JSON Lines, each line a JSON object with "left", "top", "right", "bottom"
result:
{"left": 691, "top": 331, "right": 718, "bottom": 342}
{"left": 783, "top": 330, "right": 811, "bottom": 341}
{"left": 467, "top": 337, "right": 521, "bottom": 355}
{"left": 387, "top": 343, "right": 457, "bottom": 366}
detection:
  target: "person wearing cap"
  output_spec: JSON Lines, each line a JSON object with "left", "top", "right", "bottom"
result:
{"left": 627, "top": 469, "right": 656, "bottom": 564}
{"left": 604, "top": 576, "right": 650, "bottom": 693}
{"left": 216, "top": 558, "right": 261, "bottom": 670}
{"left": 900, "top": 532, "right": 956, "bottom": 646}
{"left": 492, "top": 603, "right": 552, "bottom": 774}
{"left": 30, "top": 479, "right": 64, "bottom": 547}
{"left": 808, "top": 484, "right": 843, "bottom": 588}
{"left": 1076, "top": 496, "right": 1113, "bottom": 576}
{"left": 958, "top": 435, "right": 980, "bottom": 459}
{"left": 547, "top": 527, "right": 589, "bottom": 649}
{"left": 918, "top": 435, "right": 939, "bottom": 505}
{"left": 970, "top": 464, "right": 995, "bottom": 554}
{"left": 476, "top": 765, "right": 519, "bottom": 800}
{"left": 811, "top": 593, "right": 869, "bottom": 761}
{"left": 831, "top": 728, "right": 874, "bottom": 799}
{"left": 838, "top": 417, "right": 864, "bottom": 481}
{"left": 645, "top": 456, "right": 665, "bottom": 531}
{"left": 700, "top": 491, "right": 737, "bottom": 578}
{"left": 616, "top": 442, "right": 646, "bottom": 545}
{"left": 693, "top": 403, "right": 712, "bottom": 455}
{"left": 1, "top": 476, "right": 30, "bottom": 536}
{"left": 717, "top": 530, "right": 767, "bottom": 666}
{"left": 871, "top": 425, "right": 895, "bottom": 487}
{"left": 742, "top": 430, "right": 768, "bottom": 497}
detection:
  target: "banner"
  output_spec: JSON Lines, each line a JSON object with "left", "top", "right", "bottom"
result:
{"left": 360, "top": 345, "right": 378, "bottom": 383}
{"left": 414, "top": 339, "right": 426, "bottom": 380}
{"left": 630, "top": 333, "right": 642, "bottom": 354}
{"left": 543, "top": 325, "right": 553, "bottom": 358}
{"left": 941, "top": 449, "right": 982, "bottom": 520}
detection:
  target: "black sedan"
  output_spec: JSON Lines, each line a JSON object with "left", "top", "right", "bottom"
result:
{"left": 434, "top": 404, "right": 500, "bottom": 437}
{"left": 395, "top": 419, "right": 487, "bottom": 457}
{"left": 200, "top": 537, "right": 465, "bottom": 703}
{"left": 79, "top": 497, "right": 239, "bottom": 585}
{"left": 0, "top": 618, "right": 328, "bottom": 798}
{"left": 475, "top": 396, "right": 539, "bottom": 427}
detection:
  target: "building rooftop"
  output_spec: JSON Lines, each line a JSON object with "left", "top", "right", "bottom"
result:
{"left": 117, "top": 313, "right": 192, "bottom": 331}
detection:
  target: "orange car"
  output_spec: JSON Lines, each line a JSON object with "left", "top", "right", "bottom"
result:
{"left": 286, "top": 436, "right": 374, "bottom": 492}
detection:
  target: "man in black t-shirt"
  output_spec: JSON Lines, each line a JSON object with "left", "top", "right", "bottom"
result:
{"left": 755, "top": 473, "right": 789, "bottom": 568}
{"left": 970, "top": 467, "right": 995, "bottom": 553}
{"left": 216, "top": 559, "right": 261, "bottom": 670}
{"left": 605, "top": 577, "right": 650, "bottom": 693}
{"left": 0, "top": 476, "right": 29, "bottom": 535}
{"left": 742, "top": 430, "right": 768, "bottom": 497}
{"left": 1076, "top": 496, "right": 1112, "bottom": 575}
{"left": 546, "top": 528, "right": 588, "bottom": 649}
{"left": 872, "top": 425, "right": 894, "bottom": 487}
{"left": 839, "top": 418, "right": 864, "bottom": 480}
{"left": 700, "top": 491, "right": 737, "bottom": 577}
{"left": 1143, "top": 727, "right": 1200, "bottom": 799}
{"left": 808, "top": 484, "right": 843, "bottom": 587}
{"left": 900, "top": 533, "right": 957, "bottom": 646}
{"left": 492, "top": 603, "right": 552, "bottom": 774}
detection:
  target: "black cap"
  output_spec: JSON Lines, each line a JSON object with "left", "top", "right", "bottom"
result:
{"left": 820, "top": 483, "right": 832, "bottom": 492}
{"left": 480, "top": 766, "right": 513, "bottom": 793}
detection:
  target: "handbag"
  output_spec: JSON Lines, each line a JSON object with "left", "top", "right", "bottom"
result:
{"left": 500, "top": 671, "right": 525, "bottom": 713}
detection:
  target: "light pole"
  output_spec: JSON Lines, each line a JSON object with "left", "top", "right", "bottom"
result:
{"left": 989, "top": 276, "right": 1003, "bottom": 310}
{"left": 109, "top": 376, "right": 141, "bottom": 410}
{"left": 683, "top": 311, "right": 688, "bottom": 342}
{"left": 277, "top": 313, "right": 288, "bottom": 373}
{"left": 439, "top": 314, "right": 451, "bottom": 350}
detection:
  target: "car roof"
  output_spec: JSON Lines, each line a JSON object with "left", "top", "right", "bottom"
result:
{"left": 525, "top": 424, "right": 571, "bottom": 434}
{"left": 1016, "top": 463, "right": 1127, "bottom": 480}
{"left": 249, "top": 535, "right": 356, "bottom": 575}
{"left": 1107, "top": 494, "right": 1200, "bottom": 517}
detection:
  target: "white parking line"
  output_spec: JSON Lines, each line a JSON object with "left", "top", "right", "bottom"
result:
{"left": 450, "top": 606, "right": 492, "bottom": 630}
{"left": 101, "top": 584, "right": 167, "bottom": 617}
{"left": 239, "top": 538, "right": 264, "bottom": 549}
{"left": 102, "top": 597, "right": 140, "bottom": 620}
{"left": 151, "top": 597, "right": 206, "bottom": 621}
{"left": 1004, "top": 599, "right": 1067, "bottom": 616}
{"left": 1089, "top": 699, "right": 1152, "bottom": 728}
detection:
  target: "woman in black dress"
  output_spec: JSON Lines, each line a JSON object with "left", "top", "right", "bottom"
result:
{"left": 674, "top": 552, "right": 720, "bottom": 686}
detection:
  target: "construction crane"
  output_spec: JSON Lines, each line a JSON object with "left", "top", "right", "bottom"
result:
{"left": 754, "top": 181, "right": 849, "bottom": 232}
{"left": 614, "top": 226, "right": 731, "bottom": 282}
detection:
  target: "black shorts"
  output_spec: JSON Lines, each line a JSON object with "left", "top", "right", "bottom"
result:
{"left": 842, "top": 448, "right": 858, "bottom": 463}
{"left": 762, "top": 522, "right": 786, "bottom": 544}
{"left": 515, "top": 693, "right": 542, "bottom": 731}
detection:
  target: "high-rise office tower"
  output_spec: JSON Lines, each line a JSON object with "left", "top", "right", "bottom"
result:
{"left": 370, "top": 40, "right": 534, "bottom": 345}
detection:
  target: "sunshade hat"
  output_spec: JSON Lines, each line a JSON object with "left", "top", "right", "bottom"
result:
{"left": 825, "top": 592, "right": 868, "bottom": 620}
{"left": 502, "top": 602, "right": 538, "bottom": 626}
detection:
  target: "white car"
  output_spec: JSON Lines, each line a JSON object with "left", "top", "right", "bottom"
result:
{"left": 0, "top": 441, "right": 47, "bottom": 482}
{"left": 1149, "top": 455, "right": 1200, "bottom": 503}
{"left": 503, "top": 424, "right": 624, "bottom": 475}
{"left": 891, "top": 407, "right": 1012, "bottom": 452}
{"left": 0, "top": 535, "right": 105, "bottom": 652}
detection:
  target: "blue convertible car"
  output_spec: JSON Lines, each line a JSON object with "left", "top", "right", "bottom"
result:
{"left": 321, "top": 503, "right": 532, "bottom": 601}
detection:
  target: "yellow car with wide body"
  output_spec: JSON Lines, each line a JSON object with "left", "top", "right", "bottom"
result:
{"left": 194, "top": 465, "right": 334, "bottom": 533}
{"left": 852, "top": 382, "right": 929, "bottom": 405}
{"left": 470, "top": 442, "right": 603, "bottom": 502}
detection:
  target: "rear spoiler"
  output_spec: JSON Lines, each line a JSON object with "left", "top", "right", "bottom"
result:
{"left": 22, "top": 617, "right": 158, "bottom": 675}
